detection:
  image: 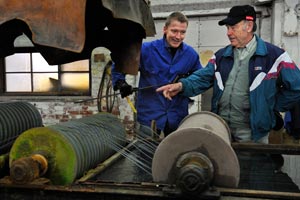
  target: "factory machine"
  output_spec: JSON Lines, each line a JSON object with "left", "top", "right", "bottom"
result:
{"left": 1, "top": 1, "right": 300, "bottom": 199}
{"left": 1, "top": 102, "right": 300, "bottom": 200}
{"left": 0, "top": 103, "right": 246, "bottom": 199}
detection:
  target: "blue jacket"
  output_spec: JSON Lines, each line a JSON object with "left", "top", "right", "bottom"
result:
{"left": 112, "top": 37, "right": 202, "bottom": 131}
{"left": 180, "top": 35, "right": 300, "bottom": 141}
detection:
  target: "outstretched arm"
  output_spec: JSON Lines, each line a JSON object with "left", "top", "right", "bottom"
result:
{"left": 156, "top": 82, "right": 183, "bottom": 100}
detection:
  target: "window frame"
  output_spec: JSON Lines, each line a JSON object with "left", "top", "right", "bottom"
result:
{"left": 0, "top": 47, "right": 91, "bottom": 96}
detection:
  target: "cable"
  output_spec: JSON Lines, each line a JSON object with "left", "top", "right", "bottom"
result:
{"left": 97, "top": 60, "right": 116, "bottom": 112}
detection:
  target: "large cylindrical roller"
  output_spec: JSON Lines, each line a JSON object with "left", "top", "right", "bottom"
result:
{"left": 152, "top": 111, "right": 239, "bottom": 194}
{"left": 0, "top": 101, "right": 43, "bottom": 152}
{"left": 178, "top": 111, "right": 231, "bottom": 143}
{"left": 9, "top": 112, "right": 126, "bottom": 185}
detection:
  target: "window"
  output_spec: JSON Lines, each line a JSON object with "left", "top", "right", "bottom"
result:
{"left": 1, "top": 48, "right": 91, "bottom": 96}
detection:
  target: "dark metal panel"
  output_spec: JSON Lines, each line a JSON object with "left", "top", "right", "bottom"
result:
{"left": 0, "top": 0, "right": 87, "bottom": 53}
{"left": 102, "top": 0, "right": 156, "bottom": 36}
{"left": 0, "top": 0, "right": 156, "bottom": 75}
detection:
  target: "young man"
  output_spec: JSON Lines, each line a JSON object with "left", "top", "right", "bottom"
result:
{"left": 112, "top": 12, "right": 202, "bottom": 136}
{"left": 157, "top": 5, "right": 300, "bottom": 143}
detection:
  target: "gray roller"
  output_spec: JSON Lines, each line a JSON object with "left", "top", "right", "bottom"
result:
{"left": 152, "top": 111, "right": 240, "bottom": 194}
{"left": 0, "top": 101, "right": 43, "bottom": 151}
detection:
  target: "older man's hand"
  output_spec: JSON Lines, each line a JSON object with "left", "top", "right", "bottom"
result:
{"left": 156, "top": 82, "right": 183, "bottom": 100}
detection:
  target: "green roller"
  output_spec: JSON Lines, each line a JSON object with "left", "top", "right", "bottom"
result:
{"left": 9, "top": 112, "right": 126, "bottom": 185}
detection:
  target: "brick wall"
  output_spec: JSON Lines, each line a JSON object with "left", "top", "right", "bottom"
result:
{"left": 28, "top": 47, "right": 136, "bottom": 131}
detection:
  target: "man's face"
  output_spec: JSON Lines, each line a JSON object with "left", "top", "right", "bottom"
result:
{"left": 163, "top": 20, "right": 187, "bottom": 48}
{"left": 226, "top": 20, "right": 253, "bottom": 48}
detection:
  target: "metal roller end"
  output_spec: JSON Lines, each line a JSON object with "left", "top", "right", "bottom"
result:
{"left": 10, "top": 154, "right": 48, "bottom": 184}
{"left": 175, "top": 152, "right": 214, "bottom": 195}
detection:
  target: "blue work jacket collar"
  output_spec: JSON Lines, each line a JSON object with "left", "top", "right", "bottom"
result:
{"left": 155, "top": 36, "right": 185, "bottom": 53}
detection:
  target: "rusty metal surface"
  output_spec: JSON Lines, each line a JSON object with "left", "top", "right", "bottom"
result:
{"left": 102, "top": 0, "right": 156, "bottom": 37}
{"left": 232, "top": 143, "right": 300, "bottom": 155}
{"left": 1, "top": 181, "right": 300, "bottom": 200}
{"left": 0, "top": 180, "right": 177, "bottom": 200}
{"left": 0, "top": 0, "right": 155, "bottom": 52}
{"left": 0, "top": 0, "right": 86, "bottom": 53}
{"left": 219, "top": 187, "right": 300, "bottom": 200}
{"left": 0, "top": 0, "right": 156, "bottom": 75}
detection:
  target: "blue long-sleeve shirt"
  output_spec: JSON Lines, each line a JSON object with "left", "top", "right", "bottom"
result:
{"left": 112, "top": 37, "right": 202, "bottom": 131}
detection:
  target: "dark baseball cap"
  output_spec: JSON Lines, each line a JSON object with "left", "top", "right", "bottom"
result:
{"left": 218, "top": 5, "right": 256, "bottom": 26}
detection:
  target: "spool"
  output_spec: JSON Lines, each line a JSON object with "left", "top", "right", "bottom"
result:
{"left": 178, "top": 111, "right": 231, "bottom": 144}
{"left": 0, "top": 101, "right": 43, "bottom": 152}
{"left": 152, "top": 111, "right": 240, "bottom": 193}
{"left": 9, "top": 112, "right": 126, "bottom": 185}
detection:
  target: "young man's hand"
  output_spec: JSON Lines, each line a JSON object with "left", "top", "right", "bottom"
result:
{"left": 114, "top": 80, "right": 133, "bottom": 98}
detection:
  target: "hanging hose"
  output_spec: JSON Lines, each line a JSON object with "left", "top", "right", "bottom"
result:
{"left": 97, "top": 60, "right": 116, "bottom": 113}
